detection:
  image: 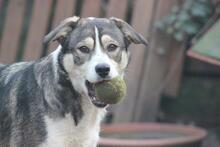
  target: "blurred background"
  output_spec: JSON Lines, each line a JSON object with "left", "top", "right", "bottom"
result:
{"left": 0, "top": 0, "right": 220, "bottom": 146}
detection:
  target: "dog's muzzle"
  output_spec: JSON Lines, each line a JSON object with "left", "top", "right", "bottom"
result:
{"left": 85, "top": 80, "right": 108, "bottom": 108}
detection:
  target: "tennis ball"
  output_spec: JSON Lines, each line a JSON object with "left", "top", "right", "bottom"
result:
{"left": 95, "top": 76, "right": 126, "bottom": 104}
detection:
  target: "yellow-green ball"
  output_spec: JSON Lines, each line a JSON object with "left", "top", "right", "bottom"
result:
{"left": 95, "top": 76, "right": 126, "bottom": 104}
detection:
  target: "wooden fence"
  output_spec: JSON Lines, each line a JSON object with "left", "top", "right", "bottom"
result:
{"left": 0, "top": 0, "right": 183, "bottom": 123}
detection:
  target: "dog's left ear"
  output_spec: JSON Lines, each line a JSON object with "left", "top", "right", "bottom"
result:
{"left": 110, "top": 17, "right": 148, "bottom": 47}
{"left": 43, "top": 16, "right": 80, "bottom": 45}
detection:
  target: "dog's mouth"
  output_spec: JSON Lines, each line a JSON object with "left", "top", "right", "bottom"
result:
{"left": 85, "top": 80, "right": 107, "bottom": 108}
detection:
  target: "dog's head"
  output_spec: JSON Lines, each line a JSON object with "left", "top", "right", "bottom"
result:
{"left": 44, "top": 16, "right": 148, "bottom": 108}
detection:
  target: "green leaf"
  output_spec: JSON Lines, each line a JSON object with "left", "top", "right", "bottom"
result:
{"left": 183, "top": 0, "right": 195, "bottom": 11}
{"left": 181, "top": 21, "right": 200, "bottom": 35}
{"left": 166, "top": 26, "right": 174, "bottom": 34}
{"left": 174, "top": 21, "right": 183, "bottom": 30}
{"left": 191, "top": 6, "right": 208, "bottom": 17}
{"left": 192, "top": 2, "right": 214, "bottom": 17}
{"left": 174, "top": 31, "right": 185, "bottom": 41}
{"left": 178, "top": 11, "right": 190, "bottom": 22}
{"left": 155, "top": 21, "right": 165, "bottom": 30}
{"left": 154, "top": 0, "right": 214, "bottom": 41}
{"left": 164, "top": 14, "right": 177, "bottom": 25}
{"left": 171, "top": 6, "right": 179, "bottom": 14}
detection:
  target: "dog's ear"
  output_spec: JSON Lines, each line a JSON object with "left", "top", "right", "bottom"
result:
{"left": 110, "top": 17, "right": 148, "bottom": 47}
{"left": 43, "top": 16, "right": 80, "bottom": 45}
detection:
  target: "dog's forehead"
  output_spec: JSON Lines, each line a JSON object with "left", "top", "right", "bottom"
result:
{"left": 69, "top": 18, "right": 124, "bottom": 44}
{"left": 80, "top": 18, "right": 112, "bottom": 29}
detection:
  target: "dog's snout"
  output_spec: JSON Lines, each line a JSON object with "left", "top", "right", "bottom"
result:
{"left": 95, "top": 63, "right": 110, "bottom": 78}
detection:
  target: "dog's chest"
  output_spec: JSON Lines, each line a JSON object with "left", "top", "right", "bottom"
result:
{"left": 40, "top": 98, "right": 106, "bottom": 147}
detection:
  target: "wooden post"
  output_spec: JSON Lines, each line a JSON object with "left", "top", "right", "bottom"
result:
{"left": 133, "top": 0, "right": 179, "bottom": 122}
{"left": 113, "top": 0, "right": 155, "bottom": 123}
{"left": 163, "top": 41, "right": 185, "bottom": 98}
{"left": 81, "top": 0, "right": 101, "bottom": 17}
{"left": 0, "top": 0, "right": 3, "bottom": 45}
{"left": 106, "top": 0, "right": 128, "bottom": 19}
{"left": 0, "top": 0, "right": 2, "bottom": 10}
{"left": 23, "top": 0, "right": 52, "bottom": 61}
{"left": 0, "top": 0, "right": 26, "bottom": 63}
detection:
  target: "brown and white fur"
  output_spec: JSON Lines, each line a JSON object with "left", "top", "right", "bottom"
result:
{"left": 0, "top": 16, "right": 148, "bottom": 147}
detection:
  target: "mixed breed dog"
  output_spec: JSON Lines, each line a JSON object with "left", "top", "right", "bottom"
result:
{"left": 0, "top": 16, "right": 148, "bottom": 147}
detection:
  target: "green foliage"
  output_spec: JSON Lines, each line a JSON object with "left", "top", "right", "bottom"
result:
{"left": 155, "top": 0, "right": 215, "bottom": 42}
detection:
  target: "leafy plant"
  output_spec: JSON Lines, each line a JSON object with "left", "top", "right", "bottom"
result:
{"left": 155, "top": 0, "right": 215, "bottom": 42}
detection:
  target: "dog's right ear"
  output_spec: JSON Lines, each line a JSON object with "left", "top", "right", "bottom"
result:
{"left": 43, "top": 16, "right": 80, "bottom": 45}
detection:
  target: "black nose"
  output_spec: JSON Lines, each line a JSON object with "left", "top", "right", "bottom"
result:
{"left": 95, "top": 63, "right": 110, "bottom": 78}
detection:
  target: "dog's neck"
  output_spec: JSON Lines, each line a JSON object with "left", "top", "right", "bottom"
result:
{"left": 34, "top": 46, "right": 85, "bottom": 125}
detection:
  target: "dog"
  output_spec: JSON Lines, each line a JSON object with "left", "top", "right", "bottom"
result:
{"left": 0, "top": 16, "right": 148, "bottom": 147}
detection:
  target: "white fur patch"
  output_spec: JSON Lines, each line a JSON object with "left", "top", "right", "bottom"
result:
{"left": 101, "top": 35, "right": 119, "bottom": 47}
{"left": 76, "top": 37, "right": 94, "bottom": 50}
{"left": 64, "top": 16, "right": 80, "bottom": 24}
{"left": 120, "top": 50, "right": 129, "bottom": 70}
{"left": 51, "top": 45, "right": 62, "bottom": 79}
{"left": 52, "top": 45, "right": 62, "bottom": 63}
{"left": 40, "top": 96, "right": 106, "bottom": 147}
{"left": 62, "top": 54, "right": 88, "bottom": 95}
{"left": 94, "top": 27, "right": 102, "bottom": 54}
{"left": 87, "top": 17, "right": 95, "bottom": 20}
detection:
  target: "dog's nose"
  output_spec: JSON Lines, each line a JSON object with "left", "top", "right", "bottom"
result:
{"left": 95, "top": 63, "right": 110, "bottom": 78}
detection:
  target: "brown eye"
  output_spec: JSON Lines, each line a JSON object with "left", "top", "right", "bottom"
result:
{"left": 107, "top": 44, "right": 118, "bottom": 52}
{"left": 79, "top": 46, "right": 90, "bottom": 54}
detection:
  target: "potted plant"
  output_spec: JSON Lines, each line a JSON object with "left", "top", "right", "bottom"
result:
{"left": 99, "top": 123, "right": 207, "bottom": 147}
{"left": 155, "top": 0, "right": 215, "bottom": 42}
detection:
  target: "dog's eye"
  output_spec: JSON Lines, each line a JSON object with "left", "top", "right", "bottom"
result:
{"left": 79, "top": 46, "right": 90, "bottom": 54}
{"left": 107, "top": 44, "right": 118, "bottom": 52}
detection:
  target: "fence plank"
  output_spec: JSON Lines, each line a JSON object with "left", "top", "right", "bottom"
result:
{"left": 81, "top": 0, "right": 101, "bottom": 17}
{"left": 134, "top": 0, "right": 179, "bottom": 122}
{"left": 23, "top": 0, "right": 52, "bottom": 61}
{"left": 113, "top": 0, "right": 155, "bottom": 123}
{"left": 106, "top": 0, "right": 128, "bottom": 19}
{"left": 163, "top": 42, "right": 184, "bottom": 98}
{"left": 0, "top": 0, "right": 3, "bottom": 43}
{"left": 0, "top": 0, "right": 2, "bottom": 10}
{"left": 0, "top": 0, "right": 26, "bottom": 64}
{"left": 47, "top": 0, "right": 76, "bottom": 53}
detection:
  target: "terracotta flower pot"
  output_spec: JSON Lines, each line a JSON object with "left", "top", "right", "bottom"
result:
{"left": 99, "top": 123, "right": 207, "bottom": 147}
